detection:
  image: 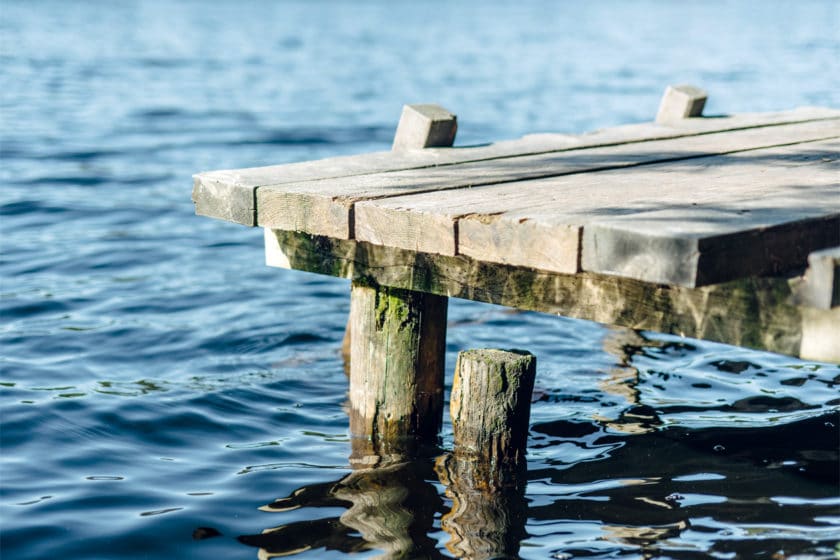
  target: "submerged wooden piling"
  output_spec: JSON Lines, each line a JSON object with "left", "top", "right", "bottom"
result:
{"left": 347, "top": 282, "right": 448, "bottom": 453}
{"left": 450, "top": 349, "right": 537, "bottom": 465}
{"left": 436, "top": 349, "right": 536, "bottom": 559}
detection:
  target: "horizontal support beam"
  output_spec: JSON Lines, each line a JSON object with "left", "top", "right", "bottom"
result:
{"left": 265, "top": 229, "right": 839, "bottom": 364}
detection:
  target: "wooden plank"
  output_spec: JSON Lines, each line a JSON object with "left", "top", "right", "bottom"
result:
{"left": 471, "top": 140, "right": 840, "bottom": 283}
{"left": 193, "top": 107, "right": 839, "bottom": 226}
{"left": 354, "top": 137, "right": 838, "bottom": 286}
{"left": 263, "top": 118, "right": 840, "bottom": 241}
{"left": 263, "top": 229, "right": 840, "bottom": 363}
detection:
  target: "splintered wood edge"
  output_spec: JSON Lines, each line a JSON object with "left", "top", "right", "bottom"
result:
{"left": 263, "top": 229, "right": 840, "bottom": 363}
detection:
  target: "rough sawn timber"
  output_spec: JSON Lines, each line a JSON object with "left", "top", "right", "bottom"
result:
{"left": 358, "top": 137, "right": 839, "bottom": 286}
{"left": 260, "top": 117, "right": 840, "bottom": 241}
{"left": 264, "top": 229, "right": 840, "bottom": 363}
{"left": 192, "top": 107, "right": 838, "bottom": 226}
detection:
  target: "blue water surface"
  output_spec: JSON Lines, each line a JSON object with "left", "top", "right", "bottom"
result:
{"left": 1, "top": 1, "right": 839, "bottom": 558}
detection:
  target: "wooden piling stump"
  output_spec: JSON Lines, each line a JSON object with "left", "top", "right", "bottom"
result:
{"left": 451, "top": 348, "right": 537, "bottom": 465}
{"left": 656, "top": 84, "right": 707, "bottom": 124}
{"left": 347, "top": 281, "right": 448, "bottom": 452}
{"left": 435, "top": 348, "right": 535, "bottom": 559}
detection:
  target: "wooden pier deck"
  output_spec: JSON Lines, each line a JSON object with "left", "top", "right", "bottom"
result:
{"left": 194, "top": 92, "right": 839, "bottom": 365}
{"left": 195, "top": 86, "right": 839, "bottom": 455}
{"left": 193, "top": 87, "right": 839, "bottom": 555}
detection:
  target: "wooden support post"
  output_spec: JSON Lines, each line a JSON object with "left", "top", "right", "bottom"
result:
{"left": 348, "top": 282, "right": 448, "bottom": 455}
{"left": 342, "top": 103, "right": 456, "bottom": 362}
{"left": 436, "top": 348, "right": 535, "bottom": 559}
{"left": 656, "top": 84, "right": 707, "bottom": 124}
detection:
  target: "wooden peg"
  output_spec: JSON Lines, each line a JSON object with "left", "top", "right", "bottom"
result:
{"left": 392, "top": 104, "right": 458, "bottom": 151}
{"left": 656, "top": 84, "right": 707, "bottom": 124}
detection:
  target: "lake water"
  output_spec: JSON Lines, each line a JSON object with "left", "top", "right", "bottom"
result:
{"left": 1, "top": 1, "right": 839, "bottom": 558}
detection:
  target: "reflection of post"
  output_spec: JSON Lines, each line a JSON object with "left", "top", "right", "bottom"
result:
{"left": 437, "top": 349, "right": 535, "bottom": 559}
{"left": 436, "top": 454, "right": 527, "bottom": 559}
{"left": 238, "top": 458, "right": 444, "bottom": 560}
{"left": 334, "top": 460, "right": 443, "bottom": 560}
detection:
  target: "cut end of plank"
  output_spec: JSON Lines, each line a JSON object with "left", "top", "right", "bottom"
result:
{"left": 656, "top": 84, "right": 708, "bottom": 124}
{"left": 355, "top": 201, "right": 458, "bottom": 256}
{"left": 192, "top": 174, "right": 257, "bottom": 226}
{"left": 392, "top": 104, "right": 458, "bottom": 151}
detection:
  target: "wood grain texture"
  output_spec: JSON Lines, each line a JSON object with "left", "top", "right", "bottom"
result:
{"left": 347, "top": 281, "right": 448, "bottom": 450}
{"left": 350, "top": 118, "right": 839, "bottom": 254}
{"left": 450, "top": 349, "right": 536, "bottom": 464}
{"left": 264, "top": 229, "right": 840, "bottom": 363}
{"left": 355, "top": 136, "right": 839, "bottom": 285}
{"left": 194, "top": 107, "right": 839, "bottom": 226}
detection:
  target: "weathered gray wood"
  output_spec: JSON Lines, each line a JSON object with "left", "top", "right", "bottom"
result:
{"left": 436, "top": 350, "right": 535, "bottom": 560}
{"left": 281, "top": 118, "right": 839, "bottom": 243}
{"left": 342, "top": 104, "right": 458, "bottom": 369}
{"left": 581, "top": 210, "right": 840, "bottom": 287}
{"left": 356, "top": 136, "right": 839, "bottom": 284}
{"left": 194, "top": 107, "right": 840, "bottom": 226}
{"left": 347, "top": 282, "right": 447, "bottom": 450}
{"left": 656, "top": 84, "right": 708, "bottom": 124}
{"left": 793, "top": 246, "right": 840, "bottom": 310}
{"left": 264, "top": 229, "right": 840, "bottom": 363}
{"left": 451, "top": 349, "right": 536, "bottom": 464}
{"left": 392, "top": 104, "right": 458, "bottom": 151}
{"left": 435, "top": 453, "right": 527, "bottom": 560}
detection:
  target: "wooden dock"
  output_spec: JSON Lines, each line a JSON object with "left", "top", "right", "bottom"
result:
{"left": 194, "top": 86, "right": 839, "bottom": 459}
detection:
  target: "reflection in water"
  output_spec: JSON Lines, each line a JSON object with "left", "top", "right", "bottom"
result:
{"left": 234, "top": 329, "right": 839, "bottom": 559}
{"left": 595, "top": 328, "right": 664, "bottom": 435}
{"left": 435, "top": 454, "right": 528, "bottom": 560}
{"left": 238, "top": 457, "right": 444, "bottom": 559}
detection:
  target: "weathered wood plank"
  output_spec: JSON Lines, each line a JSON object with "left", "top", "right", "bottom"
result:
{"left": 264, "top": 229, "right": 840, "bottom": 363}
{"left": 355, "top": 138, "right": 839, "bottom": 286}
{"left": 264, "top": 118, "right": 840, "bottom": 241}
{"left": 193, "top": 107, "right": 839, "bottom": 226}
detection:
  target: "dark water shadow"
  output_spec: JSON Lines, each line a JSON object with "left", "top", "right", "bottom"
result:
{"left": 236, "top": 457, "right": 446, "bottom": 559}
